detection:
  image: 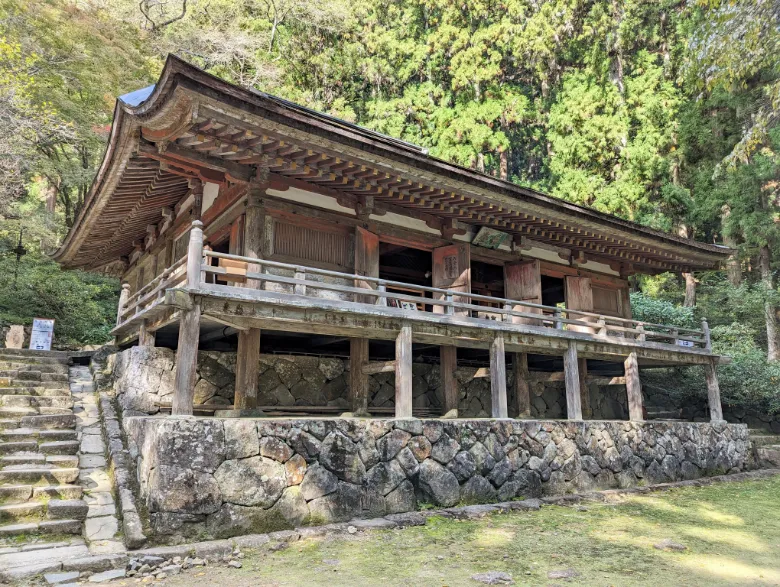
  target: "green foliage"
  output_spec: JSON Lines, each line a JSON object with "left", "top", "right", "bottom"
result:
{"left": 0, "top": 252, "right": 118, "bottom": 349}
{"left": 629, "top": 292, "right": 696, "bottom": 329}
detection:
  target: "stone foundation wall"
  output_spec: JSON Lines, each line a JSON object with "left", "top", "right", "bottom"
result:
{"left": 124, "top": 416, "right": 751, "bottom": 542}
{"left": 112, "top": 347, "right": 630, "bottom": 420}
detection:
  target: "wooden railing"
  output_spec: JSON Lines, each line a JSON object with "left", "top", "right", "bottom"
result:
{"left": 115, "top": 220, "right": 712, "bottom": 352}
{"left": 196, "top": 249, "right": 711, "bottom": 351}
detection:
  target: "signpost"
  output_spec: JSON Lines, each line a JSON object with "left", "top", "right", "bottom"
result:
{"left": 29, "top": 318, "right": 55, "bottom": 351}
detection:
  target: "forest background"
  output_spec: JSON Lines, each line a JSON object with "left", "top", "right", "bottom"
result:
{"left": 0, "top": 0, "right": 778, "bottom": 416}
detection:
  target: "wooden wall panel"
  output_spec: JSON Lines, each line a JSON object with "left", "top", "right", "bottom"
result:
{"left": 504, "top": 259, "right": 543, "bottom": 325}
{"left": 565, "top": 276, "right": 595, "bottom": 333}
{"left": 273, "top": 221, "right": 351, "bottom": 270}
{"left": 432, "top": 243, "right": 470, "bottom": 315}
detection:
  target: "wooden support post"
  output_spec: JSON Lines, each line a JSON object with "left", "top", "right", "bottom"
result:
{"left": 704, "top": 358, "right": 724, "bottom": 422}
{"left": 490, "top": 335, "right": 508, "bottom": 418}
{"left": 512, "top": 352, "right": 531, "bottom": 419}
{"left": 172, "top": 302, "right": 201, "bottom": 416}
{"left": 234, "top": 328, "right": 261, "bottom": 410}
{"left": 440, "top": 346, "right": 458, "bottom": 417}
{"left": 116, "top": 283, "right": 130, "bottom": 326}
{"left": 624, "top": 351, "right": 644, "bottom": 421}
{"left": 138, "top": 321, "right": 156, "bottom": 347}
{"left": 350, "top": 338, "right": 370, "bottom": 416}
{"left": 395, "top": 325, "right": 413, "bottom": 418}
{"left": 244, "top": 185, "right": 265, "bottom": 289}
{"left": 186, "top": 221, "right": 204, "bottom": 289}
{"left": 578, "top": 358, "right": 590, "bottom": 419}
{"left": 563, "top": 342, "right": 583, "bottom": 420}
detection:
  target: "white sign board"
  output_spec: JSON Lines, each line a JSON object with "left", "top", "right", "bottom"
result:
{"left": 29, "top": 318, "right": 55, "bottom": 351}
{"left": 677, "top": 339, "right": 695, "bottom": 348}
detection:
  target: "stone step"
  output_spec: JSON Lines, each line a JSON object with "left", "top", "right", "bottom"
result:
{"left": 0, "top": 386, "right": 71, "bottom": 397}
{"left": 757, "top": 445, "right": 780, "bottom": 467}
{"left": 0, "top": 501, "right": 44, "bottom": 522}
{"left": 1, "top": 454, "right": 79, "bottom": 469}
{"left": 0, "top": 396, "right": 73, "bottom": 409}
{"left": 19, "top": 414, "right": 77, "bottom": 430}
{"left": 0, "top": 361, "right": 69, "bottom": 373}
{"left": 1, "top": 429, "right": 78, "bottom": 443}
{"left": 39, "top": 441, "right": 80, "bottom": 455}
{"left": 0, "top": 442, "right": 39, "bottom": 454}
{"left": 0, "top": 380, "right": 70, "bottom": 389}
{"left": 0, "top": 371, "right": 70, "bottom": 383}
{"left": 751, "top": 435, "right": 780, "bottom": 447}
{"left": 0, "top": 484, "right": 83, "bottom": 505}
{"left": 0, "top": 350, "right": 70, "bottom": 362}
{"left": 0, "top": 407, "right": 71, "bottom": 419}
{"left": 0, "top": 518, "right": 82, "bottom": 538}
{"left": 0, "top": 467, "right": 80, "bottom": 486}
{"left": 0, "top": 419, "right": 17, "bottom": 431}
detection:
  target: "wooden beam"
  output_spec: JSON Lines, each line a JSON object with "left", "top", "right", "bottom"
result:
{"left": 138, "top": 321, "right": 156, "bottom": 347}
{"left": 350, "top": 338, "right": 370, "bottom": 415}
{"left": 234, "top": 328, "right": 261, "bottom": 410}
{"left": 440, "top": 346, "right": 458, "bottom": 417}
{"left": 362, "top": 360, "right": 395, "bottom": 375}
{"left": 624, "top": 351, "right": 644, "bottom": 421}
{"left": 490, "top": 335, "right": 508, "bottom": 418}
{"left": 578, "top": 357, "right": 590, "bottom": 419}
{"left": 395, "top": 325, "right": 413, "bottom": 418}
{"left": 513, "top": 352, "right": 531, "bottom": 418}
{"left": 172, "top": 303, "right": 201, "bottom": 415}
{"left": 563, "top": 342, "right": 583, "bottom": 420}
{"left": 704, "top": 358, "right": 724, "bottom": 422}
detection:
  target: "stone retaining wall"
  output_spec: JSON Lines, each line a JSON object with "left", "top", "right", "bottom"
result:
{"left": 111, "top": 347, "right": 629, "bottom": 420}
{"left": 123, "top": 416, "right": 751, "bottom": 542}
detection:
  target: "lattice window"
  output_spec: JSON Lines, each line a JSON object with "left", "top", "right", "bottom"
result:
{"left": 273, "top": 221, "right": 351, "bottom": 269}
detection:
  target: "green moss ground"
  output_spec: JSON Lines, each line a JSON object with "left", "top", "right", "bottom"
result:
{"left": 160, "top": 476, "right": 780, "bottom": 586}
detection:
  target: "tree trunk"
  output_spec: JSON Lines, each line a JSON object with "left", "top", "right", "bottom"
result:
{"left": 720, "top": 205, "right": 741, "bottom": 286}
{"left": 683, "top": 273, "right": 697, "bottom": 307}
{"left": 759, "top": 245, "right": 779, "bottom": 361}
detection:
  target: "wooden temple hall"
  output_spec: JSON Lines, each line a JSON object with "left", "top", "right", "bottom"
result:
{"left": 54, "top": 56, "right": 732, "bottom": 422}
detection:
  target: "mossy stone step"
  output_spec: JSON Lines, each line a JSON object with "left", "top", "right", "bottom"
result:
{"left": 0, "top": 502, "right": 44, "bottom": 523}
{"left": 39, "top": 441, "right": 80, "bottom": 456}
{"left": 0, "top": 484, "right": 83, "bottom": 505}
{"left": 0, "top": 387, "right": 71, "bottom": 397}
{"left": 0, "top": 407, "right": 71, "bottom": 418}
{"left": 0, "top": 467, "right": 80, "bottom": 485}
{"left": 0, "top": 420, "right": 17, "bottom": 431}
{"left": 0, "top": 362, "right": 69, "bottom": 373}
{"left": 1, "top": 429, "right": 77, "bottom": 443}
{"left": 0, "top": 518, "right": 82, "bottom": 537}
{"left": 757, "top": 445, "right": 780, "bottom": 467}
{"left": 1, "top": 380, "right": 70, "bottom": 389}
{"left": 0, "top": 396, "right": 73, "bottom": 409}
{"left": 1, "top": 454, "right": 79, "bottom": 469}
{"left": 0, "top": 442, "right": 38, "bottom": 454}
{"left": 19, "top": 414, "right": 76, "bottom": 430}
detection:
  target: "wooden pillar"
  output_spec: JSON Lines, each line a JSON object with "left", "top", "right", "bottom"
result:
{"left": 624, "top": 351, "right": 644, "bottom": 421}
{"left": 244, "top": 184, "right": 265, "bottom": 289}
{"left": 186, "top": 221, "right": 204, "bottom": 289}
{"left": 440, "top": 346, "right": 458, "bottom": 417}
{"left": 490, "top": 335, "right": 508, "bottom": 418}
{"left": 704, "top": 358, "right": 724, "bottom": 422}
{"left": 355, "top": 227, "right": 379, "bottom": 303}
{"left": 138, "top": 321, "right": 156, "bottom": 347}
{"left": 513, "top": 352, "right": 531, "bottom": 418}
{"left": 116, "top": 283, "right": 131, "bottom": 326}
{"left": 350, "top": 338, "right": 370, "bottom": 416}
{"left": 234, "top": 328, "right": 261, "bottom": 410}
{"left": 172, "top": 303, "right": 201, "bottom": 415}
{"left": 578, "top": 358, "right": 590, "bottom": 419}
{"left": 563, "top": 342, "right": 583, "bottom": 420}
{"left": 395, "top": 325, "right": 413, "bottom": 418}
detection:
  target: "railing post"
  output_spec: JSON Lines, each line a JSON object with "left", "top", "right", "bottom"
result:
{"left": 671, "top": 327, "right": 679, "bottom": 346}
{"left": 702, "top": 318, "right": 712, "bottom": 351}
{"left": 116, "top": 283, "right": 130, "bottom": 326}
{"left": 375, "top": 283, "right": 387, "bottom": 306}
{"left": 201, "top": 244, "right": 211, "bottom": 285}
{"left": 445, "top": 293, "right": 454, "bottom": 316}
{"left": 636, "top": 323, "right": 646, "bottom": 342}
{"left": 186, "top": 220, "right": 204, "bottom": 289}
{"left": 554, "top": 308, "right": 564, "bottom": 330}
{"left": 503, "top": 303, "right": 512, "bottom": 323}
{"left": 597, "top": 316, "right": 607, "bottom": 336}
{"left": 294, "top": 268, "right": 307, "bottom": 296}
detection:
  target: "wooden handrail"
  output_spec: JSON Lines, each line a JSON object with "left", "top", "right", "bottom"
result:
{"left": 196, "top": 250, "right": 708, "bottom": 349}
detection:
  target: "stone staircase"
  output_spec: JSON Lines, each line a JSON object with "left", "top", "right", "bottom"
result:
{"left": 644, "top": 406, "right": 685, "bottom": 421}
{"left": 0, "top": 350, "right": 88, "bottom": 542}
{"left": 750, "top": 428, "right": 780, "bottom": 468}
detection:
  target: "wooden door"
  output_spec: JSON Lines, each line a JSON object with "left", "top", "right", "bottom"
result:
{"left": 504, "top": 260, "right": 543, "bottom": 325}
{"left": 355, "top": 227, "right": 379, "bottom": 303}
{"left": 565, "top": 276, "right": 595, "bottom": 333}
{"left": 432, "top": 244, "right": 470, "bottom": 315}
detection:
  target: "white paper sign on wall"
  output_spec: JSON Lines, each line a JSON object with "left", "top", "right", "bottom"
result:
{"left": 29, "top": 318, "right": 55, "bottom": 351}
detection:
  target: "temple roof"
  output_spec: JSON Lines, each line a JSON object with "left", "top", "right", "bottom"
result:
{"left": 53, "top": 55, "right": 732, "bottom": 274}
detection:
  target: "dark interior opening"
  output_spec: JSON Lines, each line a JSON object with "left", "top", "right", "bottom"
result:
{"left": 541, "top": 274, "right": 565, "bottom": 307}
{"left": 378, "top": 243, "right": 432, "bottom": 286}
{"left": 470, "top": 260, "right": 505, "bottom": 304}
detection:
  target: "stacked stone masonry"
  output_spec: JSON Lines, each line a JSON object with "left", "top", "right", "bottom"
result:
{"left": 111, "top": 347, "right": 630, "bottom": 419}
{"left": 124, "top": 416, "right": 751, "bottom": 542}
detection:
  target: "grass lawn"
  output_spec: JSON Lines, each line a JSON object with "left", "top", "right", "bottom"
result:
{"left": 155, "top": 476, "right": 780, "bottom": 586}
